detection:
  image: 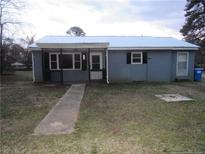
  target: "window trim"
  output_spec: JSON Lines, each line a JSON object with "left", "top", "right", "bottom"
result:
{"left": 176, "top": 52, "right": 189, "bottom": 76}
{"left": 49, "top": 53, "right": 59, "bottom": 70}
{"left": 49, "top": 52, "right": 82, "bottom": 71}
{"left": 131, "top": 52, "right": 143, "bottom": 64}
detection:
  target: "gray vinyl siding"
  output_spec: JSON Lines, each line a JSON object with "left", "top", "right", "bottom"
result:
{"left": 147, "top": 51, "right": 172, "bottom": 81}
{"left": 108, "top": 50, "right": 195, "bottom": 83}
{"left": 108, "top": 50, "right": 147, "bottom": 82}
{"left": 188, "top": 51, "right": 195, "bottom": 80}
{"left": 32, "top": 51, "right": 43, "bottom": 82}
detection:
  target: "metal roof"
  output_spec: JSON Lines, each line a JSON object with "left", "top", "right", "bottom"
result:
{"left": 30, "top": 36, "right": 199, "bottom": 50}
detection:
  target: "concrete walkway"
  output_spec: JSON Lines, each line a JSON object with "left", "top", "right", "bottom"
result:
{"left": 34, "top": 84, "right": 85, "bottom": 135}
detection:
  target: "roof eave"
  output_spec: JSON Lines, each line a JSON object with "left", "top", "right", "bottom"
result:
{"left": 108, "top": 47, "right": 199, "bottom": 50}
{"left": 36, "top": 43, "right": 109, "bottom": 49}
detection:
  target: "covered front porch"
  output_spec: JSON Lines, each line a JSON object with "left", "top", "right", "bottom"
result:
{"left": 40, "top": 47, "right": 108, "bottom": 84}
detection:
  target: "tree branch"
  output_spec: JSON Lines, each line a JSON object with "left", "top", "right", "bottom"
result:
{"left": 2, "top": 21, "right": 22, "bottom": 24}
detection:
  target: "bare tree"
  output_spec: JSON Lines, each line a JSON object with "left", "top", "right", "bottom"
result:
{"left": 20, "top": 35, "right": 35, "bottom": 68}
{"left": 0, "top": 0, "right": 24, "bottom": 74}
{"left": 66, "top": 26, "right": 86, "bottom": 36}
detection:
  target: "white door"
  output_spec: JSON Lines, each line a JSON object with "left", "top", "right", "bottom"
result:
{"left": 177, "top": 52, "right": 189, "bottom": 76}
{"left": 90, "top": 52, "right": 103, "bottom": 80}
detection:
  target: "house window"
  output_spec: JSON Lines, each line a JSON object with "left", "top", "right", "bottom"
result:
{"left": 131, "top": 52, "right": 142, "bottom": 64}
{"left": 74, "top": 54, "right": 81, "bottom": 69}
{"left": 49, "top": 53, "right": 81, "bottom": 70}
{"left": 50, "top": 54, "right": 59, "bottom": 70}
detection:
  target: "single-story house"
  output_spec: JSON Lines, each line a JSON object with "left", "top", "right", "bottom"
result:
{"left": 29, "top": 36, "right": 199, "bottom": 84}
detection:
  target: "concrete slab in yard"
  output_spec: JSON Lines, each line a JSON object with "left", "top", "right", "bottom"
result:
{"left": 34, "top": 84, "right": 85, "bottom": 135}
{"left": 155, "top": 94, "right": 193, "bottom": 102}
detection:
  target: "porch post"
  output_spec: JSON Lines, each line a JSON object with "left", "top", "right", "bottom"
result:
{"left": 106, "top": 48, "right": 109, "bottom": 84}
{"left": 88, "top": 48, "right": 91, "bottom": 81}
{"left": 31, "top": 51, "right": 35, "bottom": 82}
{"left": 60, "top": 48, "right": 63, "bottom": 84}
{"left": 41, "top": 48, "right": 45, "bottom": 81}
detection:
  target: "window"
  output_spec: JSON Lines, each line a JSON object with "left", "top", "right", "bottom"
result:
{"left": 49, "top": 53, "right": 81, "bottom": 70}
{"left": 131, "top": 52, "right": 142, "bottom": 64}
{"left": 50, "top": 54, "right": 58, "bottom": 70}
{"left": 74, "top": 54, "right": 81, "bottom": 69}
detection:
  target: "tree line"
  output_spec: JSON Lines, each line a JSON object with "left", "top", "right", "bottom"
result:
{"left": 180, "top": 0, "right": 205, "bottom": 67}
{"left": 1, "top": 35, "right": 34, "bottom": 71}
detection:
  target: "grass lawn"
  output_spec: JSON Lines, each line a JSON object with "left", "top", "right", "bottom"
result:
{"left": 1, "top": 72, "right": 205, "bottom": 154}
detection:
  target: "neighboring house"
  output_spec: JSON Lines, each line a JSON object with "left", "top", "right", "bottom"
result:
{"left": 11, "top": 62, "right": 26, "bottom": 69}
{"left": 29, "top": 36, "right": 199, "bottom": 83}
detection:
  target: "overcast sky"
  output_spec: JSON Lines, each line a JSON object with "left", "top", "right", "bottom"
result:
{"left": 19, "top": 0, "right": 186, "bottom": 40}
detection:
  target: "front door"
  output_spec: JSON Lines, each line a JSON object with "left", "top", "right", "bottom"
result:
{"left": 177, "top": 52, "right": 189, "bottom": 76}
{"left": 90, "top": 52, "right": 103, "bottom": 80}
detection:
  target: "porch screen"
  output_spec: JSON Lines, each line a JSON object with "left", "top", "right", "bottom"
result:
{"left": 50, "top": 53, "right": 81, "bottom": 70}
{"left": 61, "top": 54, "right": 73, "bottom": 69}
{"left": 92, "top": 55, "right": 100, "bottom": 70}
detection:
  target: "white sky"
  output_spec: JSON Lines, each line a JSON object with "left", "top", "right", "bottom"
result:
{"left": 18, "top": 0, "right": 186, "bottom": 40}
